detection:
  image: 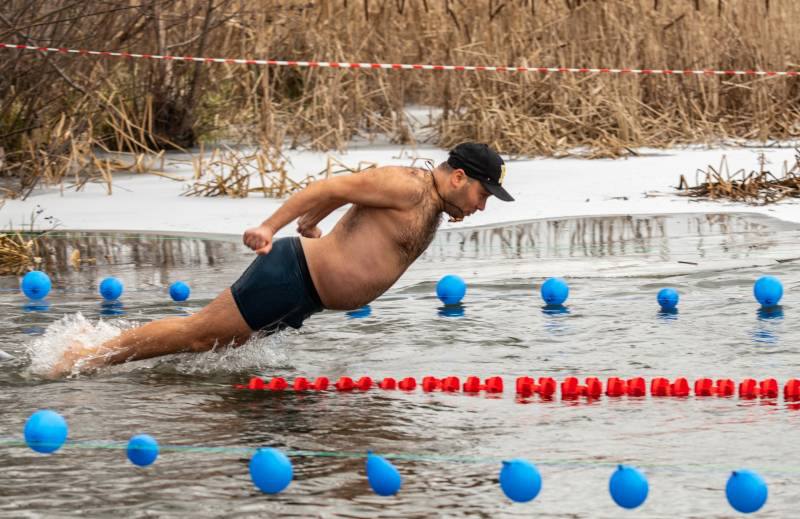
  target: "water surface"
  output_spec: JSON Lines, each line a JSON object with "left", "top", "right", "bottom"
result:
{"left": 1, "top": 213, "right": 799, "bottom": 517}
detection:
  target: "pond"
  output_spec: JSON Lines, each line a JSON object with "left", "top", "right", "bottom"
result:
{"left": 1, "top": 212, "right": 798, "bottom": 517}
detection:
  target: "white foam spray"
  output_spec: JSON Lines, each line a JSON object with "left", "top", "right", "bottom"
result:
{"left": 25, "top": 313, "right": 127, "bottom": 376}
{"left": 172, "top": 331, "right": 292, "bottom": 375}
{"left": 24, "top": 313, "right": 292, "bottom": 377}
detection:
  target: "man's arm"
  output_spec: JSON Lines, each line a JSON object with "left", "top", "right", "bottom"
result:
{"left": 268, "top": 166, "right": 424, "bottom": 231}
{"left": 244, "top": 166, "right": 425, "bottom": 254}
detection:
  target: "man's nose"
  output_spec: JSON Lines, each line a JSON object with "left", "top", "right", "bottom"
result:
{"left": 478, "top": 199, "right": 486, "bottom": 211}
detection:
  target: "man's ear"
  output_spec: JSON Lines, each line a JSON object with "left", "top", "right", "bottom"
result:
{"left": 451, "top": 168, "right": 467, "bottom": 186}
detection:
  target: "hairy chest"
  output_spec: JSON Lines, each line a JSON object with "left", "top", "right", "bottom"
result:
{"left": 393, "top": 198, "right": 442, "bottom": 262}
{"left": 340, "top": 200, "right": 441, "bottom": 262}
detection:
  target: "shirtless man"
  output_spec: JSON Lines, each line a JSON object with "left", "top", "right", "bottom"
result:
{"left": 51, "top": 142, "right": 513, "bottom": 376}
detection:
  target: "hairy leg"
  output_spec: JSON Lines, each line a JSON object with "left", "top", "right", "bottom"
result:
{"left": 52, "top": 288, "right": 252, "bottom": 376}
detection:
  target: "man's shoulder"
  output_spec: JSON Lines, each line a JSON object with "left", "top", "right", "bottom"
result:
{"left": 323, "top": 165, "right": 428, "bottom": 210}
{"left": 388, "top": 166, "right": 429, "bottom": 191}
{"left": 373, "top": 164, "right": 427, "bottom": 174}
{"left": 373, "top": 165, "right": 428, "bottom": 183}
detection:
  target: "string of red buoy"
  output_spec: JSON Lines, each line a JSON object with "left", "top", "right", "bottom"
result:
{"left": 235, "top": 375, "right": 800, "bottom": 400}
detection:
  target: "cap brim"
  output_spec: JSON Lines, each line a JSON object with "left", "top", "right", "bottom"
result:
{"left": 484, "top": 182, "right": 514, "bottom": 202}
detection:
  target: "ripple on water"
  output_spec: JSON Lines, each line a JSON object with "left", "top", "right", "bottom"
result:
{"left": 1, "top": 214, "right": 799, "bottom": 516}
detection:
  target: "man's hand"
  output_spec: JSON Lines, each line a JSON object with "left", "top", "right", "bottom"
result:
{"left": 296, "top": 221, "right": 322, "bottom": 238}
{"left": 296, "top": 211, "right": 324, "bottom": 238}
{"left": 243, "top": 224, "right": 275, "bottom": 255}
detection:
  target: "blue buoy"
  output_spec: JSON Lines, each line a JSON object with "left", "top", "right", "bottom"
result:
{"left": 366, "top": 452, "right": 402, "bottom": 496}
{"left": 168, "top": 281, "right": 191, "bottom": 302}
{"left": 127, "top": 434, "right": 159, "bottom": 467}
{"left": 609, "top": 465, "right": 648, "bottom": 509}
{"left": 436, "top": 275, "right": 466, "bottom": 305}
{"left": 21, "top": 271, "right": 51, "bottom": 301}
{"left": 540, "top": 277, "right": 569, "bottom": 305}
{"left": 24, "top": 410, "right": 68, "bottom": 454}
{"left": 499, "top": 459, "right": 542, "bottom": 503}
{"left": 99, "top": 277, "right": 124, "bottom": 301}
{"left": 346, "top": 305, "right": 372, "bottom": 319}
{"left": 753, "top": 276, "right": 783, "bottom": 307}
{"left": 726, "top": 469, "right": 768, "bottom": 514}
{"left": 657, "top": 288, "right": 679, "bottom": 310}
{"left": 249, "top": 448, "right": 293, "bottom": 494}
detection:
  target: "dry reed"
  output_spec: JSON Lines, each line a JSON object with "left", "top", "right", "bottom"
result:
{"left": 184, "top": 145, "right": 376, "bottom": 198}
{"left": 678, "top": 150, "right": 800, "bottom": 205}
{"left": 0, "top": 205, "right": 64, "bottom": 273}
{"left": 0, "top": 231, "right": 41, "bottom": 275}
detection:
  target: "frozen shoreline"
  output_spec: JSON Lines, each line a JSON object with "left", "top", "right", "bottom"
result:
{"left": 3, "top": 144, "right": 800, "bottom": 237}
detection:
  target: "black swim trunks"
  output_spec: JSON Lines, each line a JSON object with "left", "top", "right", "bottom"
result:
{"left": 231, "top": 237, "right": 324, "bottom": 332}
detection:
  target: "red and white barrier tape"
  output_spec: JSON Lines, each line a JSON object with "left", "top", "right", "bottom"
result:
{"left": 2, "top": 42, "right": 799, "bottom": 77}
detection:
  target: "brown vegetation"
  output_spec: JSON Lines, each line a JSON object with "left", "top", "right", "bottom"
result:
{"left": 2, "top": 0, "right": 800, "bottom": 198}
{"left": 184, "top": 146, "right": 377, "bottom": 197}
{"left": 678, "top": 150, "right": 800, "bottom": 205}
{"left": 0, "top": 207, "right": 63, "bottom": 274}
{"left": 0, "top": 231, "right": 42, "bottom": 275}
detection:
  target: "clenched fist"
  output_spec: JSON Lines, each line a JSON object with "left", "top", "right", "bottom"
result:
{"left": 296, "top": 210, "right": 325, "bottom": 238}
{"left": 296, "top": 221, "right": 322, "bottom": 238}
{"left": 243, "top": 224, "right": 275, "bottom": 255}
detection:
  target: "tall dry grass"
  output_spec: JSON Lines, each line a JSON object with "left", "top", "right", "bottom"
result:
{"left": 1, "top": 0, "right": 800, "bottom": 196}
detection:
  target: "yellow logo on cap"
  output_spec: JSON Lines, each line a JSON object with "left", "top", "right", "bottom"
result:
{"left": 499, "top": 164, "right": 506, "bottom": 185}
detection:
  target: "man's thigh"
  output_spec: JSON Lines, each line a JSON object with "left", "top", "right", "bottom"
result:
{"left": 191, "top": 288, "right": 254, "bottom": 346}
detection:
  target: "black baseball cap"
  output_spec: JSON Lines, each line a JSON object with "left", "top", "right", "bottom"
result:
{"left": 447, "top": 142, "right": 514, "bottom": 202}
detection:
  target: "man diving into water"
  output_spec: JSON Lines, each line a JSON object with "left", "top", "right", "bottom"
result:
{"left": 51, "top": 142, "right": 513, "bottom": 376}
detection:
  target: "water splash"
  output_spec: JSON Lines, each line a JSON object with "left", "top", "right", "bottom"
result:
{"left": 173, "top": 330, "right": 292, "bottom": 375}
{"left": 24, "top": 313, "right": 129, "bottom": 377}
{"left": 24, "top": 313, "right": 292, "bottom": 377}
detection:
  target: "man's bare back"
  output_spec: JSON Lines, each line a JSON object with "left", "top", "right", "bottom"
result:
{"left": 49, "top": 143, "right": 512, "bottom": 376}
